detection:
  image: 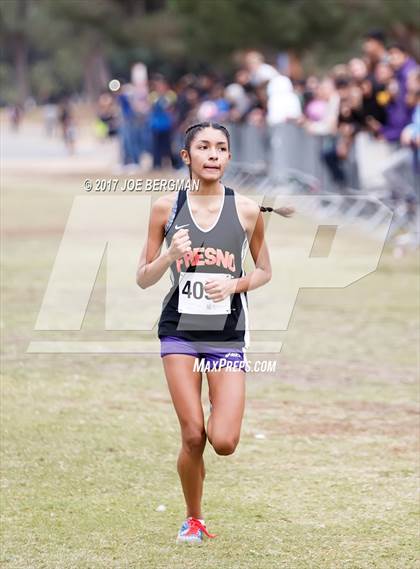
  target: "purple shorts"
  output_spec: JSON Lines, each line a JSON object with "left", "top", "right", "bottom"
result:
{"left": 160, "top": 335, "right": 246, "bottom": 369}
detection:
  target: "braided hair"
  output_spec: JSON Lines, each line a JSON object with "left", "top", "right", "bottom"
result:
{"left": 183, "top": 122, "right": 295, "bottom": 218}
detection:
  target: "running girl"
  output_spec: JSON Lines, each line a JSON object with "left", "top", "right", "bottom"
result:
{"left": 137, "top": 121, "right": 290, "bottom": 544}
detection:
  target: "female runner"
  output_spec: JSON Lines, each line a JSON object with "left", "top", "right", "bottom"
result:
{"left": 137, "top": 121, "right": 292, "bottom": 544}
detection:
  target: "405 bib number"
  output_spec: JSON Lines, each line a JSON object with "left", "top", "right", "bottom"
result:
{"left": 178, "top": 272, "right": 232, "bottom": 315}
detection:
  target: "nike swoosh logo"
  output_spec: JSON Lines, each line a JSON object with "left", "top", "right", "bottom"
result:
{"left": 175, "top": 224, "right": 189, "bottom": 230}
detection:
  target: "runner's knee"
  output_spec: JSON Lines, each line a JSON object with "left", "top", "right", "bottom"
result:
{"left": 181, "top": 425, "right": 206, "bottom": 454}
{"left": 212, "top": 435, "right": 239, "bottom": 456}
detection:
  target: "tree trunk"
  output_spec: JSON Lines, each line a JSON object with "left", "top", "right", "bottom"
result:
{"left": 13, "top": 0, "right": 29, "bottom": 105}
{"left": 83, "top": 44, "right": 111, "bottom": 102}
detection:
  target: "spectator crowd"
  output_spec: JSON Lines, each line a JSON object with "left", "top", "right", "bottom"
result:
{"left": 94, "top": 30, "right": 418, "bottom": 210}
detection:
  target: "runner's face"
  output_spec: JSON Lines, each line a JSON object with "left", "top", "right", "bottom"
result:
{"left": 188, "top": 127, "right": 231, "bottom": 181}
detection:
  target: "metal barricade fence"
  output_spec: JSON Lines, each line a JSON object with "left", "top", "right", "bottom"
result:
{"left": 222, "top": 122, "right": 417, "bottom": 243}
{"left": 226, "top": 122, "right": 360, "bottom": 193}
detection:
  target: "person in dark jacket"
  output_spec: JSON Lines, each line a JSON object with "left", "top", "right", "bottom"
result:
{"left": 149, "top": 75, "right": 180, "bottom": 169}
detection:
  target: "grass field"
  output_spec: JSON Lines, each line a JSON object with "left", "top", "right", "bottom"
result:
{"left": 1, "top": 160, "right": 419, "bottom": 568}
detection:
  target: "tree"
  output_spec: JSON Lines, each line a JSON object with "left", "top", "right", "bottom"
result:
{"left": 170, "top": 0, "right": 417, "bottom": 71}
{"left": 0, "top": 0, "right": 32, "bottom": 104}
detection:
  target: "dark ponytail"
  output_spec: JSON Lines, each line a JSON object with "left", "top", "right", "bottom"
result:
{"left": 260, "top": 205, "right": 295, "bottom": 217}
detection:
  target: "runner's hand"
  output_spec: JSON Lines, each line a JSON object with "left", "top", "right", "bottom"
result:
{"left": 204, "top": 278, "right": 236, "bottom": 302}
{"left": 168, "top": 229, "right": 192, "bottom": 262}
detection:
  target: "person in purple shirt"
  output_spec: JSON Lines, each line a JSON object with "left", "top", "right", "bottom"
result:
{"left": 368, "top": 58, "right": 418, "bottom": 144}
{"left": 389, "top": 44, "right": 418, "bottom": 99}
{"left": 382, "top": 69, "right": 420, "bottom": 209}
{"left": 378, "top": 45, "right": 419, "bottom": 143}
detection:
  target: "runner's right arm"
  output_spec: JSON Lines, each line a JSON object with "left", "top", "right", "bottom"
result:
{"left": 136, "top": 197, "right": 192, "bottom": 289}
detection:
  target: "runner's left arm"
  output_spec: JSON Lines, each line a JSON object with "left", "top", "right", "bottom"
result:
{"left": 232, "top": 203, "right": 272, "bottom": 294}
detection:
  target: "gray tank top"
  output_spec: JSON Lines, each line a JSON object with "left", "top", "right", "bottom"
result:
{"left": 158, "top": 184, "right": 249, "bottom": 348}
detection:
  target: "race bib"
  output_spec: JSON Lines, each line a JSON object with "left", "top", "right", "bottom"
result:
{"left": 178, "top": 272, "right": 233, "bottom": 315}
